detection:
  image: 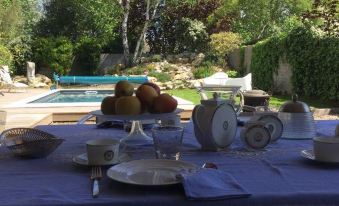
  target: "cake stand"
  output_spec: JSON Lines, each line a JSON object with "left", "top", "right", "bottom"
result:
{"left": 78, "top": 109, "right": 183, "bottom": 146}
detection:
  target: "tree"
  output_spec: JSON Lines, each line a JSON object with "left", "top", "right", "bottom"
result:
{"left": 209, "top": 0, "right": 313, "bottom": 44}
{"left": 36, "top": 0, "right": 121, "bottom": 42}
{"left": 119, "top": 0, "right": 161, "bottom": 66}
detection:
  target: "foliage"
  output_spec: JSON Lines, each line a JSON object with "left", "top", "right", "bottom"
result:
{"left": 32, "top": 37, "right": 73, "bottom": 76}
{"left": 147, "top": 0, "right": 221, "bottom": 54}
{"left": 148, "top": 71, "right": 171, "bottom": 83}
{"left": 208, "top": 0, "right": 312, "bottom": 43}
{"left": 0, "top": 0, "right": 39, "bottom": 74}
{"left": 285, "top": 26, "right": 339, "bottom": 100}
{"left": 0, "top": 44, "right": 12, "bottom": 67}
{"left": 192, "top": 62, "right": 215, "bottom": 79}
{"left": 8, "top": 36, "right": 33, "bottom": 74}
{"left": 208, "top": 32, "right": 243, "bottom": 68}
{"left": 175, "top": 18, "right": 209, "bottom": 53}
{"left": 251, "top": 35, "right": 283, "bottom": 92}
{"left": 302, "top": 0, "right": 338, "bottom": 37}
{"left": 251, "top": 25, "right": 339, "bottom": 100}
{"left": 72, "top": 36, "right": 102, "bottom": 76}
{"left": 36, "top": 0, "right": 121, "bottom": 42}
{"left": 226, "top": 70, "right": 238, "bottom": 78}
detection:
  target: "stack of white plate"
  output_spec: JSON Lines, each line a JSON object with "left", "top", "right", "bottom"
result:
{"left": 278, "top": 112, "right": 316, "bottom": 139}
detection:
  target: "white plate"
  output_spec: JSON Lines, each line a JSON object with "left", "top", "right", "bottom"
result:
{"left": 107, "top": 159, "right": 198, "bottom": 186}
{"left": 300, "top": 150, "right": 339, "bottom": 164}
{"left": 90, "top": 109, "right": 183, "bottom": 121}
{"left": 72, "top": 153, "right": 130, "bottom": 166}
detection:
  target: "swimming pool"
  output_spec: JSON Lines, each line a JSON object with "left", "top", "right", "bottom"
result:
{"left": 30, "top": 90, "right": 114, "bottom": 103}
{"left": 7, "top": 89, "right": 115, "bottom": 108}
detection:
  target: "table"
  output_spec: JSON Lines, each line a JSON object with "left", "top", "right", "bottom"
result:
{"left": 0, "top": 120, "right": 339, "bottom": 206}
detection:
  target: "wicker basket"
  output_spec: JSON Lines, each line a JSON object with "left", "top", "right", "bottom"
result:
{"left": 0, "top": 128, "right": 64, "bottom": 158}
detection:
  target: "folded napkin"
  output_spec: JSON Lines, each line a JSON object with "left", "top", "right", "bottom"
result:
{"left": 180, "top": 168, "right": 251, "bottom": 200}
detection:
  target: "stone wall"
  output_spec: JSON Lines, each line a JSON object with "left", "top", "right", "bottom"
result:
{"left": 229, "top": 45, "right": 293, "bottom": 94}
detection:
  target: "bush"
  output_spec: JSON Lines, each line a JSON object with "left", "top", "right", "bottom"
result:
{"left": 8, "top": 37, "right": 33, "bottom": 75}
{"left": 209, "top": 32, "right": 243, "bottom": 58}
{"left": 73, "top": 36, "right": 102, "bottom": 75}
{"left": 148, "top": 71, "right": 171, "bottom": 83}
{"left": 32, "top": 37, "right": 73, "bottom": 76}
{"left": 226, "top": 70, "right": 239, "bottom": 78}
{"left": 193, "top": 63, "right": 215, "bottom": 79}
{"left": 175, "top": 18, "right": 209, "bottom": 53}
{"left": 0, "top": 44, "right": 13, "bottom": 67}
{"left": 251, "top": 26, "right": 339, "bottom": 100}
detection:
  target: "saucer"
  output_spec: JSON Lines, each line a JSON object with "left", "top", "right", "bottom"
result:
{"left": 72, "top": 153, "right": 130, "bottom": 166}
{"left": 300, "top": 150, "right": 339, "bottom": 164}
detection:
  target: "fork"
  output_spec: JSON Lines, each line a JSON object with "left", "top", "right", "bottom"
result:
{"left": 91, "top": 166, "right": 102, "bottom": 198}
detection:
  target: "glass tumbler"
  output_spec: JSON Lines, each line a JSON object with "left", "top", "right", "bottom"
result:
{"left": 151, "top": 126, "right": 184, "bottom": 160}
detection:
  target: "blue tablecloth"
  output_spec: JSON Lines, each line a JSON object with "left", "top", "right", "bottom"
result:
{"left": 0, "top": 120, "right": 338, "bottom": 206}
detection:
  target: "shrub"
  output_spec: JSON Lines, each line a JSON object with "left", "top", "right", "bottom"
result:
{"left": 209, "top": 32, "right": 243, "bottom": 58}
{"left": 226, "top": 70, "right": 239, "bottom": 78}
{"left": 73, "top": 36, "right": 102, "bottom": 75}
{"left": 148, "top": 71, "right": 171, "bottom": 83}
{"left": 8, "top": 37, "right": 33, "bottom": 75}
{"left": 175, "top": 18, "right": 209, "bottom": 53}
{"left": 0, "top": 44, "right": 13, "bottom": 67}
{"left": 193, "top": 64, "right": 215, "bottom": 79}
{"left": 32, "top": 37, "right": 73, "bottom": 76}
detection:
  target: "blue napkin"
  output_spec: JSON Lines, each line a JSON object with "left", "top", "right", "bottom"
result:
{"left": 180, "top": 168, "right": 251, "bottom": 200}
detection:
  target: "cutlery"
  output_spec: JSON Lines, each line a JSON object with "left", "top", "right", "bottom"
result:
{"left": 91, "top": 166, "right": 102, "bottom": 198}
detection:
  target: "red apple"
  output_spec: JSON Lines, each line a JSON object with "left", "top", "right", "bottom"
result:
{"left": 142, "top": 82, "right": 161, "bottom": 95}
{"left": 101, "top": 96, "right": 118, "bottom": 115}
{"left": 135, "top": 85, "right": 159, "bottom": 108}
{"left": 153, "top": 93, "right": 178, "bottom": 113}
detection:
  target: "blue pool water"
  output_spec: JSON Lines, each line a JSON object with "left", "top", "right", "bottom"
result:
{"left": 30, "top": 90, "right": 114, "bottom": 103}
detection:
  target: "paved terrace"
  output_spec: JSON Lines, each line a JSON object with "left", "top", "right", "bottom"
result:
{"left": 0, "top": 88, "right": 195, "bottom": 130}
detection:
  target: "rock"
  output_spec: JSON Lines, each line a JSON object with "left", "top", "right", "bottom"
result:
{"left": 192, "top": 53, "right": 205, "bottom": 66}
{"left": 26, "top": 62, "right": 35, "bottom": 83}
{"left": 13, "top": 75, "right": 28, "bottom": 84}
{"left": 33, "top": 82, "right": 48, "bottom": 88}
{"left": 35, "top": 74, "right": 52, "bottom": 85}
{"left": 0, "top": 65, "right": 13, "bottom": 84}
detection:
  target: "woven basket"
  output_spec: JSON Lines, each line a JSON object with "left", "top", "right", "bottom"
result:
{"left": 0, "top": 128, "right": 64, "bottom": 158}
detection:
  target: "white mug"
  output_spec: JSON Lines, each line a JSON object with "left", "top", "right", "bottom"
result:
{"left": 86, "top": 139, "right": 119, "bottom": 165}
{"left": 313, "top": 136, "right": 339, "bottom": 162}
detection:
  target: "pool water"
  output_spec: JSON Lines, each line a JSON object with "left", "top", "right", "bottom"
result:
{"left": 30, "top": 90, "right": 114, "bottom": 103}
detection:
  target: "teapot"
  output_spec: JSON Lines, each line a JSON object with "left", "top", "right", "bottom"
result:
{"left": 192, "top": 93, "right": 237, "bottom": 151}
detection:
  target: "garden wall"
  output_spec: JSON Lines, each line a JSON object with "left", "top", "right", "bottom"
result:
{"left": 229, "top": 46, "right": 293, "bottom": 94}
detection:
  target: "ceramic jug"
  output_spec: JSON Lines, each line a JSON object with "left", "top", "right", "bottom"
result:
{"left": 192, "top": 93, "right": 237, "bottom": 151}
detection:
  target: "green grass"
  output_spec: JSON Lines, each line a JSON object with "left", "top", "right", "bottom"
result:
{"left": 165, "top": 89, "right": 338, "bottom": 109}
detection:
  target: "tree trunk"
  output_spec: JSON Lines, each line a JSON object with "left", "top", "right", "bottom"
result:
{"left": 132, "top": 0, "right": 160, "bottom": 65}
{"left": 120, "top": 0, "right": 130, "bottom": 67}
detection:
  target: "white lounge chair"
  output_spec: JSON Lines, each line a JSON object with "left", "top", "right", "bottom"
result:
{"left": 201, "top": 72, "right": 252, "bottom": 91}
{"left": 0, "top": 66, "right": 28, "bottom": 93}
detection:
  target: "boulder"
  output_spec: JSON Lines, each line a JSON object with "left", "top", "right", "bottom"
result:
{"left": 192, "top": 53, "right": 205, "bottom": 66}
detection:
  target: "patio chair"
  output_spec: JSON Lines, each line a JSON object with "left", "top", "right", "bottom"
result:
{"left": 0, "top": 66, "right": 28, "bottom": 93}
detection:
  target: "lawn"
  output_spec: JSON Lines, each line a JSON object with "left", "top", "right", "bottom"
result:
{"left": 166, "top": 89, "right": 338, "bottom": 109}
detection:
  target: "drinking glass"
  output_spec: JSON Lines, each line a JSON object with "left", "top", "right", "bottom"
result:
{"left": 151, "top": 126, "right": 184, "bottom": 160}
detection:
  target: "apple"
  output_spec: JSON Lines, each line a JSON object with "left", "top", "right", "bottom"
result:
{"left": 115, "top": 96, "right": 142, "bottom": 115}
{"left": 153, "top": 93, "right": 178, "bottom": 113}
{"left": 135, "top": 85, "right": 159, "bottom": 108}
{"left": 115, "top": 80, "right": 134, "bottom": 97}
{"left": 142, "top": 82, "right": 161, "bottom": 95}
{"left": 101, "top": 96, "right": 118, "bottom": 115}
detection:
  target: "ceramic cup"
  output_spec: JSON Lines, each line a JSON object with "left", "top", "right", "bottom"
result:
{"left": 313, "top": 136, "right": 339, "bottom": 162}
{"left": 86, "top": 139, "right": 119, "bottom": 165}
